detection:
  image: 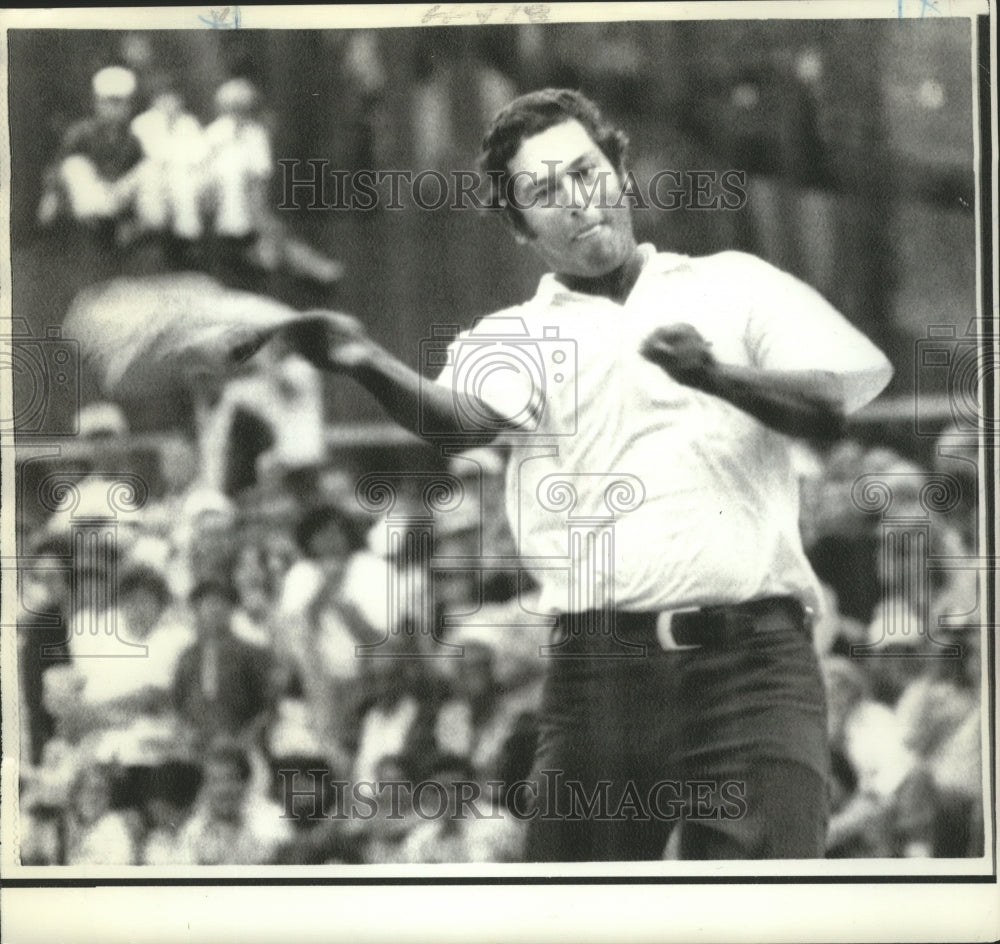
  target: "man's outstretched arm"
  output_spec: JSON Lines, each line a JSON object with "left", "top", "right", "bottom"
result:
{"left": 285, "top": 311, "right": 503, "bottom": 443}
{"left": 640, "top": 323, "right": 888, "bottom": 440}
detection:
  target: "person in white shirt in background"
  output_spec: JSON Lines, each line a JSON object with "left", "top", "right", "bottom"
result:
{"left": 39, "top": 66, "right": 143, "bottom": 236}
{"left": 201, "top": 77, "right": 274, "bottom": 293}
{"left": 398, "top": 753, "right": 525, "bottom": 864}
{"left": 62, "top": 762, "right": 137, "bottom": 865}
{"left": 199, "top": 76, "right": 344, "bottom": 297}
{"left": 128, "top": 85, "right": 208, "bottom": 268}
{"left": 176, "top": 740, "right": 291, "bottom": 865}
{"left": 275, "top": 505, "right": 385, "bottom": 768}
{"left": 197, "top": 333, "right": 326, "bottom": 500}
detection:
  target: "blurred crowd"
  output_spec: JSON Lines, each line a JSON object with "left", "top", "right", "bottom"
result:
{"left": 16, "top": 413, "right": 984, "bottom": 865}
{"left": 15, "top": 57, "right": 985, "bottom": 867}
{"left": 17, "top": 406, "right": 543, "bottom": 865}
{"left": 802, "top": 437, "right": 983, "bottom": 859}
{"left": 36, "top": 63, "right": 342, "bottom": 307}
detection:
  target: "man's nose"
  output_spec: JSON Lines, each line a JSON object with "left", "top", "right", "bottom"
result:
{"left": 559, "top": 178, "right": 586, "bottom": 211}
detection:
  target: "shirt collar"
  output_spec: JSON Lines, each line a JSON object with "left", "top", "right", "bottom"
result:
{"left": 533, "top": 244, "right": 691, "bottom": 307}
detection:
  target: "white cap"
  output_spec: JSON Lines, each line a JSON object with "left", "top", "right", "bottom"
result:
{"left": 92, "top": 66, "right": 137, "bottom": 99}
{"left": 214, "top": 77, "right": 258, "bottom": 113}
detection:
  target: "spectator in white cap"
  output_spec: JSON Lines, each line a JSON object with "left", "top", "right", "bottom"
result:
{"left": 92, "top": 65, "right": 138, "bottom": 106}
{"left": 39, "top": 65, "right": 144, "bottom": 242}
{"left": 202, "top": 77, "right": 274, "bottom": 292}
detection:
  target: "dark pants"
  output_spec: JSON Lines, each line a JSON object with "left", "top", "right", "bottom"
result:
{"left": 523, "top": 601, "right": 829, "bottom": 862}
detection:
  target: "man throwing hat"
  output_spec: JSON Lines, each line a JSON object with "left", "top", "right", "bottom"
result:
{"left": 295, "top": 89, "right": 893, "bottom": 861}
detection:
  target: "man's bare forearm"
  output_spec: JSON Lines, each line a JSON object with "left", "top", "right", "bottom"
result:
{"left": 285, "top": 312, "right": 502, "bottom": 443}
{"left": 696, "top": 365, "right": 847, "bottom": 440}
{"left": 342, "top": 343, "right": 502, "bottom": 444}
{"left": 640, "top": 322, "right": 853, "bottom": 440}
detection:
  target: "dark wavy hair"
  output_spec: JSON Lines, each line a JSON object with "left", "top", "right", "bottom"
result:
{"left": 479, "top": 88, "right": 629, "bottom": 233}
{"left": 294, "top": 504, "right": 367, "bottom": 557}
{"left": 118, "top": 565, "right": 172, "bottom": 608}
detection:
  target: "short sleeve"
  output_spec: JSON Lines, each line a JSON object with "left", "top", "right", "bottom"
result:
{"left": 729, "top": 253, "right": 893, "bottom": 414}
{"left": 433, "top": 313, "right": 543, "bottom": 429}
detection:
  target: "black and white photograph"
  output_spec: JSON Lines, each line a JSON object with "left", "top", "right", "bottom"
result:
{"left": 0, "top": 2, "right": 996, "bottom": 941}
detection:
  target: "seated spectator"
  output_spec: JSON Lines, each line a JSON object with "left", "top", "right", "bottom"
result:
{"left": 439, "top": 553, "right": 548, "bottom": 692}
{"left": 176, "top": 741, "right": 292, "bottom": 865}
{"left": 433, "top": 640, "right": 540, "bottom": 784}
{"left": 276, "top": 505, "right": 385, "bottom": 750}
{"left": 270, "top": 754, "right": 363, "bottom": 865}
{"left": 36, "top": 558, "right": 172, "bottom": 745}
{"left": 896, "top": 627, "right": 983, "bottom": 816}
{"left": 198, "top": 335, "right": 326, "bottom": 500}
{"left": 38, "top": 66, "right": 143, "bottom": 248}
{"left": 282, "top": 504, "right": 390, "bottom": 639}
{"left": 63, "top": 762, "right": 137, "bottom": 865}
{"left": 17, "top": 533, "right": 73, "bottom": 764}
{"left": 18, "top": 735, "right": 80, "bottom": 865}
{"left": 348, "top": 636, "right": 447, "bottom": 787}
{"left": 129, "top": 85, "right": 207, "bottom": 264}
{"left": 69, "top": 565, "right": 192, "bottom": 725}
{"left": 355, "top": 754, "right": 419, "bottom": 865}
{"left": 822, "top": 654, "right": 913, "bottom": 857}
{"left": 201, "top": 78, "right": 274, "bottom": 293}
{"left": 137, "top": 760, "right": 204, "bottom": 865}
{"left": 229, "top": 539, "right": 278, "bottom": 649}
{"left": 398, "top": 754, "right": 525, "bottom": 863}
{"left": 896, "top": 636, "right": 978, "bottom": 756}
{"left": 887, "top": 766, "right": 978, "bottom": 858}
{"left": 176, "top": 489, "right": 239, "bottom": 596}
{"left": 171, "top": 580, "right": 278, "bottom": 751}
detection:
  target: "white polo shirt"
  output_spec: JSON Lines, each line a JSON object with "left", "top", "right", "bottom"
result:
{"left": 435, "top": 247, "right": 892, "bottom": 616}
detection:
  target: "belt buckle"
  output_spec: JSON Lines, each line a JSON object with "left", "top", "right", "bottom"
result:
{"left": 655, "top": 609, "right": 702, "bottom": 651}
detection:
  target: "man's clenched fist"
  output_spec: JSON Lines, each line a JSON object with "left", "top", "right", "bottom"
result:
{"left": 285, "top": 310, "right": 373, "bottom": 372}
{"left": 640, "top": 322, "right": 716, "bottom": 389}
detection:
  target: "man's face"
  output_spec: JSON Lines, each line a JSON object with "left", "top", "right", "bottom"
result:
{"left": 507, "top": 119, "right": 637, "bottom": 279}
{"left": 94, "top": 94, "right": 132, "bottom": 125}
{"left": 122, "top": 587, "right": 165, "bottom": 638}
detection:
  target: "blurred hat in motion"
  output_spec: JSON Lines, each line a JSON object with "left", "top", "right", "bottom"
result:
{"left": 92, "top": 65, "right": 137, "bottom": 99}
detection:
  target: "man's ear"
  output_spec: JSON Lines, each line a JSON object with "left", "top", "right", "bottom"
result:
{"left": 500, "top": 206, "right": 534, "bottom": 245}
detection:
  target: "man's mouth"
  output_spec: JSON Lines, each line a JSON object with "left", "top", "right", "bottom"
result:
{"left": 573, "top": 222, "right": 603, "bottom": 242}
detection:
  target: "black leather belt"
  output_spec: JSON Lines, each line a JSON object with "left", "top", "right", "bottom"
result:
{"left": 565, "top": 595, "right": 811, "bottom": 650}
